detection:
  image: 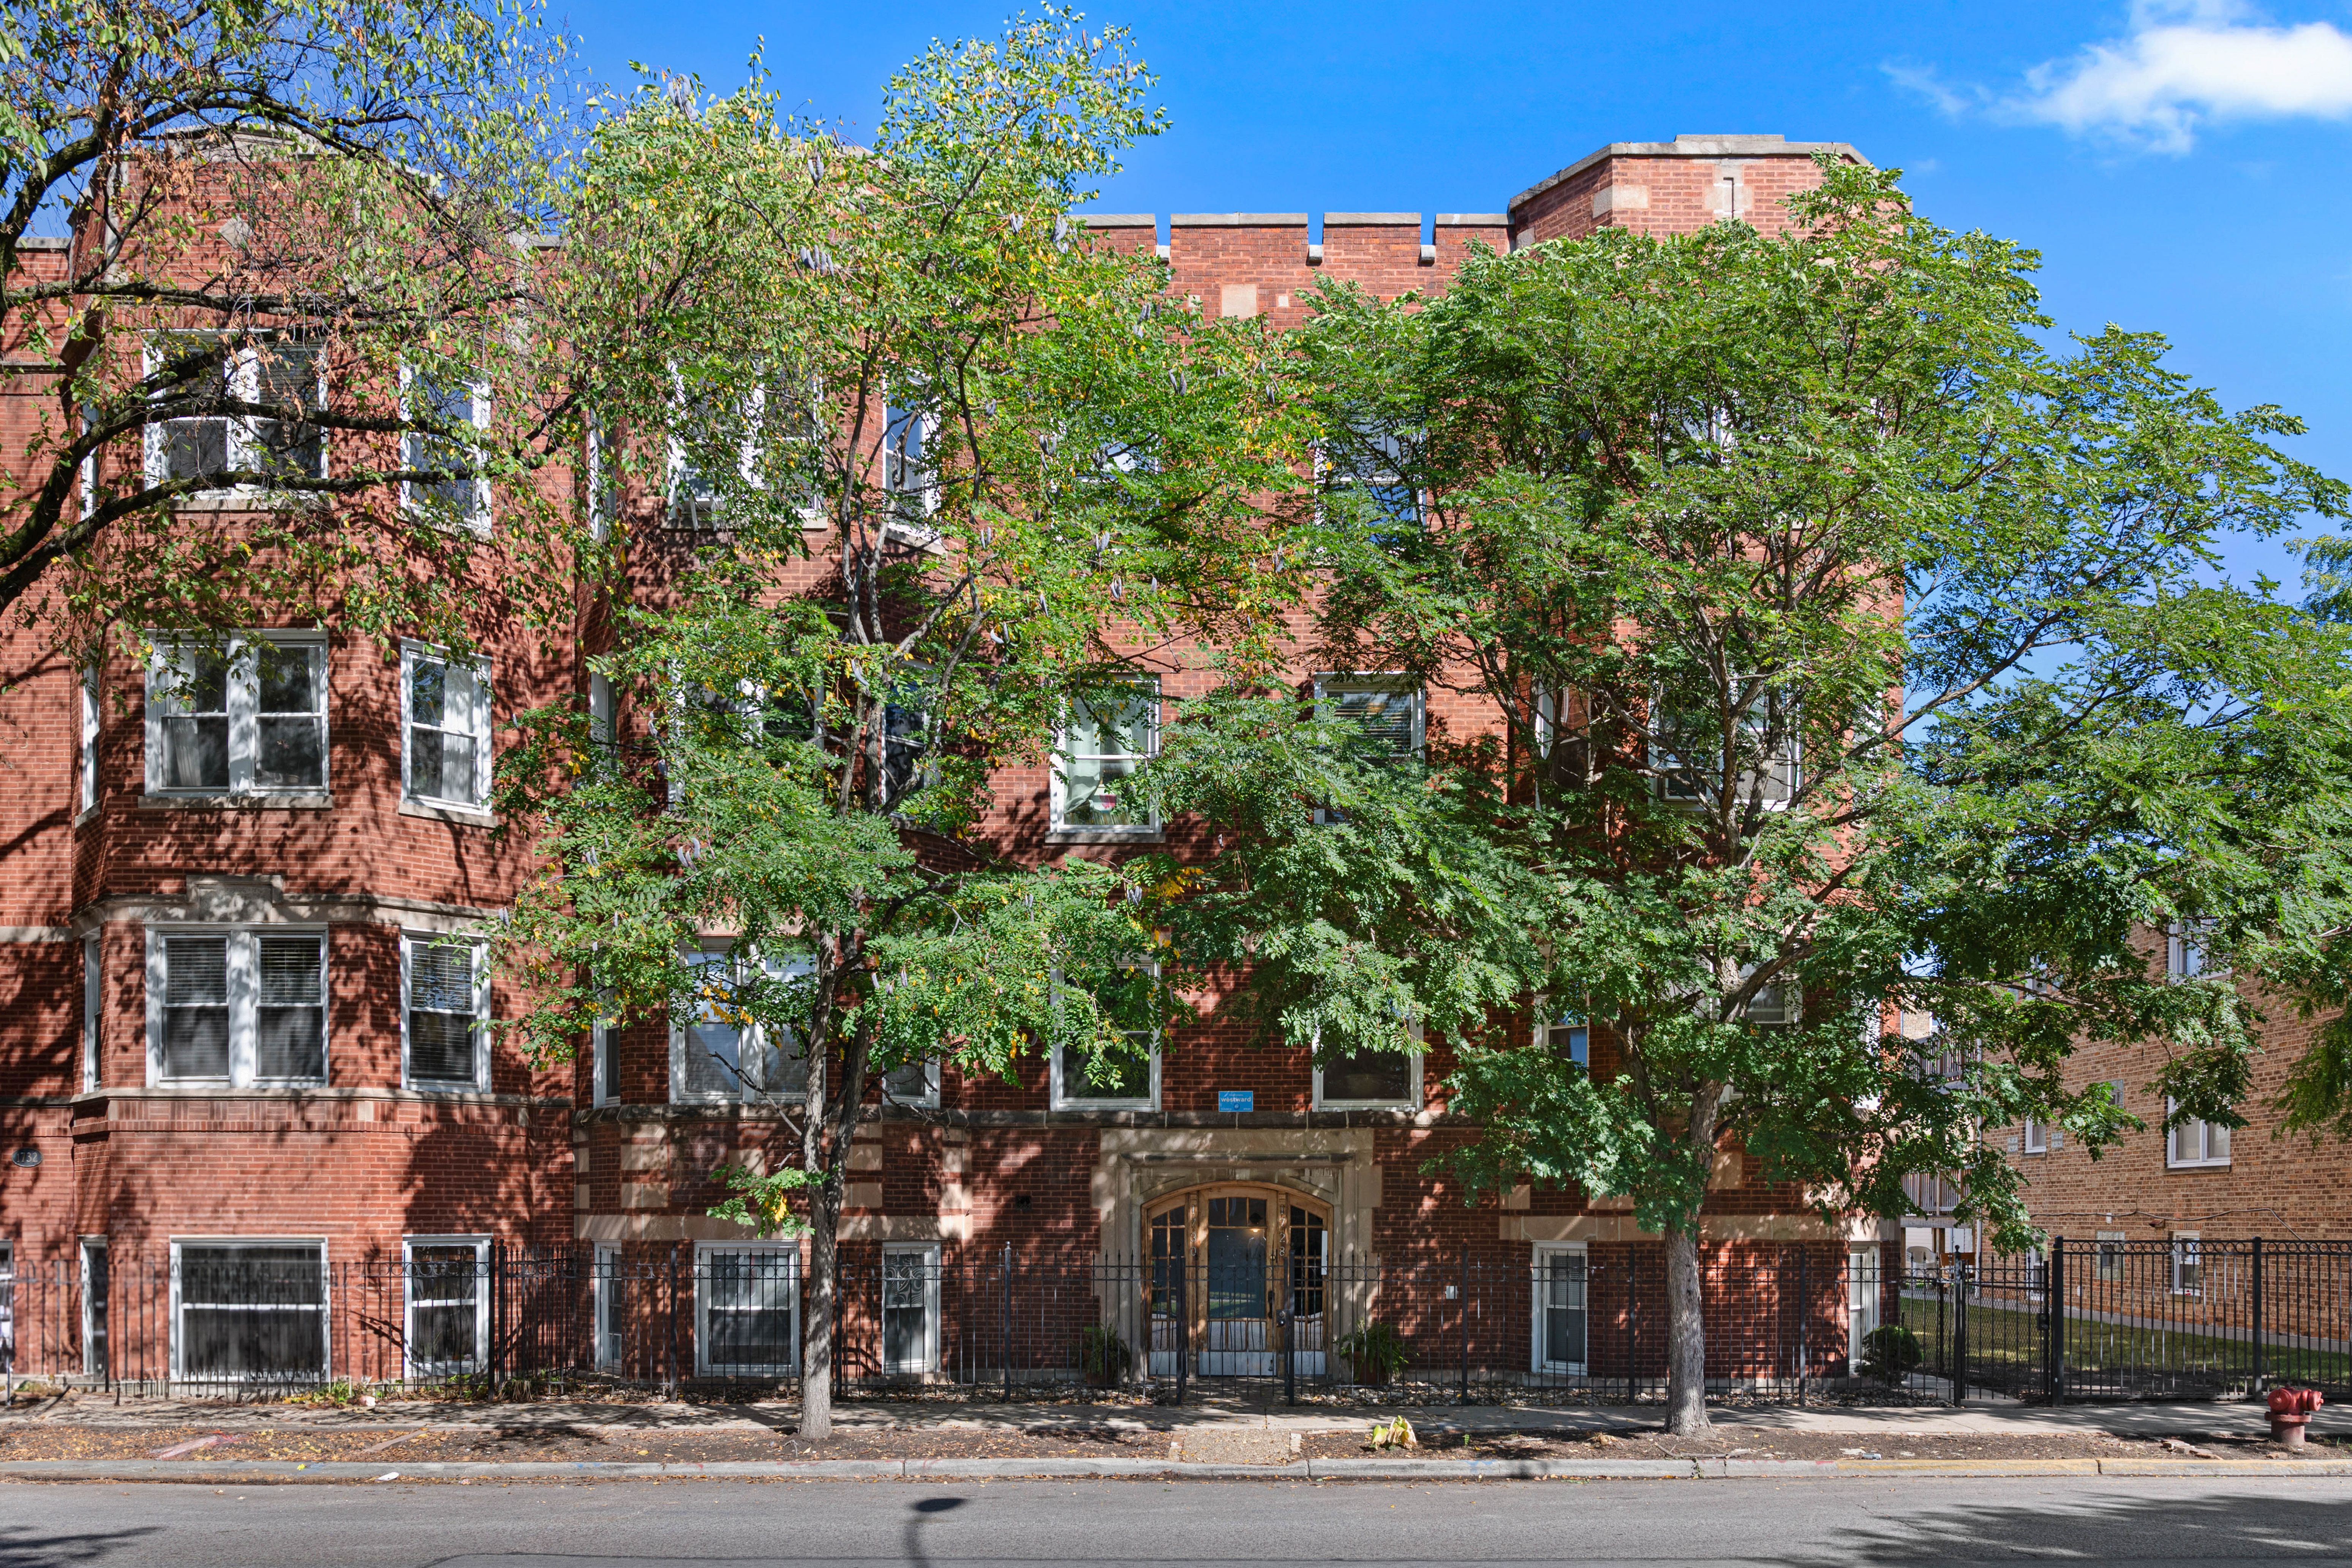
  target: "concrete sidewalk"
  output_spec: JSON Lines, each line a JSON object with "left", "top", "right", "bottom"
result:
{"left": 3, "top": 1391, "right": 2341, "bottom": 1441}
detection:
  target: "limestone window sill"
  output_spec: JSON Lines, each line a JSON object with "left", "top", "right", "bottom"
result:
{"left": 400, "top": 797, "right": 495, "bottom": 828}
{"left": 138, "top": 792, "right": 332, "bottom": 811}
{"left": 1045, "top": 828, "right": 1163, "bottom": 846}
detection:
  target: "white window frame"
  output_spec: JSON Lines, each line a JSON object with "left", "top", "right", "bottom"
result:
{"left": 881, "top": 1056, "right": 941, "bottom": 1109}
{"left": 588, "top": 673, "right": 615, "bottom": 750}
{"left": 880, "top": 388, "right": 940, "bottom": 545}
{"left": 80, "top": 1237, "right": 108, "bottom": 1380}
{"left": 2171, "top": 1231, "right": 2202, "bottom": 1296}
{"left": 584, "top": 414, "right": 616, "bottom": 542}
{"left": 2094, "top": 1230, "right": 2128, "bottom": 1283}
{"left": 1533, "top": 997, "right": 1589, "bottom": 1072}
{"left": 2167, "top": 920, "right": 2222, "bottom": 980}
{"left": 1312, "top": 673, "right": 1426, "bottom": 755}
{"left": 142, "top": 333, "right": 327, "bottom": 495}
{"left": 2021, "top": 1117, "right": 2047, "bottom": 1155}
{"left": 144, "top": 925, "right": 330, "bottom": 1087}
{"left": 1311, "top": 1023, "right": 1423, "bottom": 1111}
{"left": 590, "top": 1018, "right": 618, "bottom": 1108}
{"left": 880, "top": 1241, "right": 942, "bottom": 1376}
{"left": 1049, "top": 680, "right": 1162, "bottom": 836}
{"left": 1846, "top": 1244, "right": 1882, "bottom": 1366}
{"left": 669, "top": 942, "right": 811, "bottom": 1105}
{"left": 1653, "top": 688, "right": 1798, "bottom": 809}
{"left": 2164, "top": 1099, "right": 2231, "bottom": 1169}
{"left": 143, "top": 631, "right": 329, "bottom": 798}
{"left": 77, "top": 664, "right": 98, "bottom": 816}
{"left": 1317, "top": 427, "right": 1423, "bottom": 536}
{"left": 593, "top": 1242, "right": 623, "bottom": 1369}
{"left": 400, "top": 932, "right": 490, "bottom": 1092}
{"left": 398, "top": 640, "right": 494, "bottom": 812}
{"left": 1048, "top": 965, "right": 1162, "bottom": 1112}
{"left": 400, "top": 365, "right": 491, "bottom": 533}
{"left": 80, "top": 934, "right": 100, "bottom": 1093}
{"left": 694, "top": 1240, "right": 800, "bottom": 1376}
{"left": 168, "top": 1236, "right": 330, "bottom": 1385}
{"left": 1530, "top": 1241, "right": 1588, "bottom": 1375}
{"left": 401, "top": 1234, "right": 489, "bottom": 1378}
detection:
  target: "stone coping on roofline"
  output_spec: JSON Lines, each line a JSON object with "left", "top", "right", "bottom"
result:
{"left": 1508, "top": 133, "right": 1871, "bottom": 216}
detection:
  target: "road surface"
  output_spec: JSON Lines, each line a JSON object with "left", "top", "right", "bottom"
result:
{"left": 0, "top": 1475, "right": 2347, "bottom": 1566}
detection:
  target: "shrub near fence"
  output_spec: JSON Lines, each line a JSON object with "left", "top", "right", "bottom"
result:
{"left": 0, "top": 1244, "right": 1872, "bottom": 1403}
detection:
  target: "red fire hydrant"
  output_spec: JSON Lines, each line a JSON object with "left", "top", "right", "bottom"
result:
{"left": 2268, "top": 1386, "right": 2324, "bottom": 1449}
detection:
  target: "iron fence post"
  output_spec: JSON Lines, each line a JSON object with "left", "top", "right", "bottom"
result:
{"left": 1625, "top": 1258, "right": 1636, "bottom": 1405}
{"left": 490, "top": 1242, "right": 504, "bottom": 1388}
{"left": 1174, "top": 1257, "right": 1188, "bottom": 1407}
{"left": 1796, "top": 1247, "right": 1808, "bottom": 1407}
{"left": 1459, "top": 1249, "right": 1471, "bottom": 1405}
{"left": 666, "top": 1243, "right": 678, "bottom": 1396}
{"left": 1281, "top": 1306, "right": 1296, "bottom": 1407}
{"left": 2047, "top": 1238, "right": 2065, "bottom": 1403}
{"left": 1954, "top": 1262, "right": 1969, "bottom": 1405}
{"left": 2252, "top": 1236, "right": 2265, "bottom": 1394}
{"left": 999, "top": 1242, "right": 1012, "bottom": 1402}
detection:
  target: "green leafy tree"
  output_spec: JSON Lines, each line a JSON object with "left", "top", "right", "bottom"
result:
{"left": 1135, "top": 159, "right": 2350, "bottom": 1434}
{"left": 0, "top": 0, "right": 585, "bottom": 670}
{"left": 495, "top": 17, "right": 1306, "bottom": 1437}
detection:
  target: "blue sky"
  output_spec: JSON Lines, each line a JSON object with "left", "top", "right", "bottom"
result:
{"left": 557, "top": 0, "right": 2351, "bottom": 589}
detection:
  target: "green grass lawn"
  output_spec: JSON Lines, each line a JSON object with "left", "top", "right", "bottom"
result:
{"left": 1893, "top": 1291, "right": 2352, "bottom": 1394}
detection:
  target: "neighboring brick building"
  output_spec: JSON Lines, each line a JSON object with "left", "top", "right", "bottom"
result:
{"left": 1987, "top": 934, "right": 2346, "bottom": 1265}
{"left": 0, "top": 134, "right": 1895, "bottom": 1391}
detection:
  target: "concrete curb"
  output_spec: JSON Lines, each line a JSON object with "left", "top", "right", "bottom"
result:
{"left": 3, "top": 1455, "right": 2351, "bottom": 1483}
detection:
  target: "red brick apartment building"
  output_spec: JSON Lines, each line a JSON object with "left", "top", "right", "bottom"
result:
{"left": 0, "top": 134, "right": 1900, "bottom": 1392}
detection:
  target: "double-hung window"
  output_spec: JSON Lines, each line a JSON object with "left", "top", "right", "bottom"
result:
{"left": 1321, "top": 426, "right": 1420, "bottom": 541}
{"left": 2094, "top": 1230, "right": 2128, "bottom": 1283}
{"left": 78, "top": 665, "right": 99, "bottom": 815}
{"left": 2167, "top": 921, "right": 2218, "bottom": 980}
{"left": 672, "top": 943, "right": 811, "bottom": 1103}
{"left": 146, "top": 334, "right": 326, "bottom": 491}
{"left": 1312, "top": 1025, "right": 1422, "bottom": 1111}
{"left": 145, "top": 634, "right": 328, "bottom": 797}
{"left": 881, "top": 1242, "right": 941, "bottom": 1375}
{"left": 402, "top": 370, "right": 490, "bottom": 533}
{"left": 402, "top": 933, "right": 489, "bottom": 1091}
{"left": 147, "top": 928, "right": 328, "bottom": 1086}
{"left": 2164, "top": 1100, "right": 2231, "bottom": 1169}
{"left": 2021, "top": 1117, "right": 2048, "bottom": 1155}
{"left": 1050, "top": 965, "right": 1161, "bottom": 1112}
{"left": 1312, "top": 673, "right": 1424, "bottom": 826}
{"left": 1531, "top": 1242, "right": 1587, "bottom": 1374}
{"left": 171, "top": 1239, "right": 329, "bottom": 1385}
{"left": 403, "top": 1235, "right": 489, "bottom": 1376}
{"left": 1051, "top": 683, "right": 1159, "bottom": 834}
{"left": 696, "top": 1242, "right": 799, "bottom": 1375}
{"left": 881, "top": 390, "right": 939, "bottom": 544}
{"left": 1535, "top": 1000, "right": 1589, "bottom": 1073}
{"left": 1655, "top": 689, "right": 1797, "bottom": 808}
{"left": 2171, "top": 1231, "right": 2202, "bottom": 1296}
{"left": 400, "top": 643, "right": 492, "bottom": 812}
{"left": 81, "top": 935, "right": 101, "bottom": 1092}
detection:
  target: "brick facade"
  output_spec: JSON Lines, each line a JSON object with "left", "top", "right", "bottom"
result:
{"left": 0, "top": 133, "right": 1892, "bottom": 1384}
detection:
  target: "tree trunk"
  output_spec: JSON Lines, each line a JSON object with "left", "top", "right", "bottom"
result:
{"left": 800, "top": 1186, "right": 842, "bottom": 1440}
{"left": 1664, "top": 1223, "right": 1709, "bottom": 1437}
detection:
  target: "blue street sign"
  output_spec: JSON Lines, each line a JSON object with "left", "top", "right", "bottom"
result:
{"left": 1217, "top": 1090, "right": 1254, "bottom": 1113}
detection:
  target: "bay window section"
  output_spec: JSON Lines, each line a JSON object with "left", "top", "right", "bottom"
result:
{"left": 145, "top": 634, "right": 327, "bottom": 798}
{"left": 401, "top": 643, "right": 492, "bottom": 811}
{"left": 403, "top": 934, "right": 489, "bottom": 1091}
{"left": 147, "top": 928, "right": 328, "bottom": 1086}
{"left": 1051, "top": 683, "right": 1160, "bottom": 835}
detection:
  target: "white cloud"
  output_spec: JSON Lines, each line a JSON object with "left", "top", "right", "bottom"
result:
{"left": 2024, "top": 3, "right": 2352, "bottom": 150}
{"left": 1896, "top": 2, "right": 2352, "bottom": 153}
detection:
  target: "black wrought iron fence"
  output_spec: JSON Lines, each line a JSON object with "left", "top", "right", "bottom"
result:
{"left": 0, "top": 1243, "right": 1871, "bottom": 1403}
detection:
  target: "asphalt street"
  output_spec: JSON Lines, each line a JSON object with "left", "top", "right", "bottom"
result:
{"left": 2, "top": 1476, "right": 2351, "bottom": 1567}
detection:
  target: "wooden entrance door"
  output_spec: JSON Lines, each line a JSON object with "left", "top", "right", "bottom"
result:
{"left": 1147, "top": 1186, "right": 1329, "bottom": 1377}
